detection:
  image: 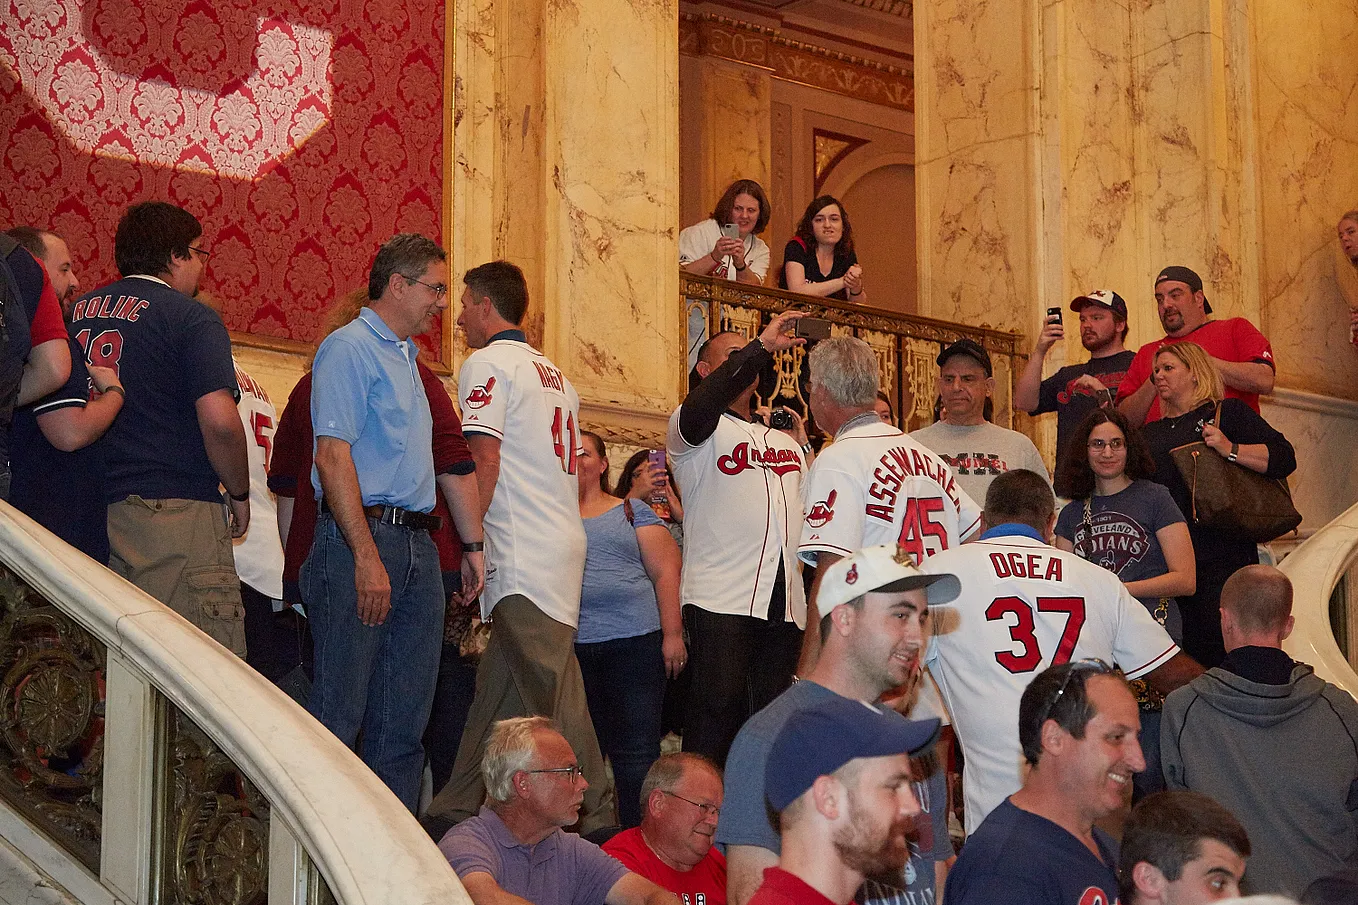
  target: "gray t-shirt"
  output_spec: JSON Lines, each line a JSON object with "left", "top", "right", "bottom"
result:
{"left": 717, "top": 681, "right": 952, "bottom": 905}
{"left": 907, "top": 421, "right": 1049, "bottom": 506}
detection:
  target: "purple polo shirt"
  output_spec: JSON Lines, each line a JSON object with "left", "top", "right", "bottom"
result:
{"left": 439, "top": 806, "right": 629, "bottom": 905}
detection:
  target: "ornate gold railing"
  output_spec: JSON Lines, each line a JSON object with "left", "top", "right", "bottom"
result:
{"left": 681, "top": 273, "right": 1028, "bottom": 432}
{"left": 0, "top": 504, "right": 466, "bottom": 905}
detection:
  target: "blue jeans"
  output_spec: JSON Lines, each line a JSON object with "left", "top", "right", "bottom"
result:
{"left": 576, "top": 631, "right": 666, "bottom": 828}
{"left": 301, "top": 514, "right": 443, "bottom": 812}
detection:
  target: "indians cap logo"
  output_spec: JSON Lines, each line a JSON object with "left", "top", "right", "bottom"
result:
{"left": 466, "top": 376, "right": 496, "bottom": 409}
{"left": 845, "top": 564, "right": 859, "bottom": 585}
{"left": 805, "top": 489, "right": 837, "bottom": 528}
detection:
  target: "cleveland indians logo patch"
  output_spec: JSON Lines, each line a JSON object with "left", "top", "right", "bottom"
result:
{"left": 465, "top": 376, "right": 496, "bottom": 409}
{"left": 845, "top": 564, "right": 859, "bottom": 584}
{"left": 806, "top": 489, "right": 837, "bottom": 527}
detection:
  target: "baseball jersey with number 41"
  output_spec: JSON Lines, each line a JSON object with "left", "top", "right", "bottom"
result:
{"left": 459, "top": 338, "right": 587, "bottom": 627}
{"left": 921, "top": 529, "right": 1178, "bottom": 835}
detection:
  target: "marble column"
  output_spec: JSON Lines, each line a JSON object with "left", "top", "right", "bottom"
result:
{"left": 448, "top": 0, "right": 683, "bottom": 442}
{"left": 687, "top": 57, "right": 774, "bottom": 218}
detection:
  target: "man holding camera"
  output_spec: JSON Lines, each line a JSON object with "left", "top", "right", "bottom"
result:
{"left": 1014, "top": 290, "right": 1133, "bottom": 475}
{"left": 666, "top": 312, "right": 809, "bottom": 767}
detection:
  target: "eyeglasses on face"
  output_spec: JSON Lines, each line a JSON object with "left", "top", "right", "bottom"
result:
{"left": 662, "top": 790, "right": 721, "bottom": 818}
{"left": 1087, "top": 438, "right": 1125, "bottom": 451}
{"left": 189, "top": 245, "right": 211, "bottom": 259}
{"left": 525, "top": 764, "right": 584, "bottom": 782}
{"left": 1037, "top": 657, "right": 1115, "bottom": 728}
{"left": 403, "top": 275, "right": 449, "bottom": 299}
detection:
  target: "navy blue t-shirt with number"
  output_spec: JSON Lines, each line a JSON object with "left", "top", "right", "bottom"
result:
{"left": 69, "top": 276, "right": 238, "bottom": 504}
{"left": 944, "top": 800, "right": 1121, "bottom": 905}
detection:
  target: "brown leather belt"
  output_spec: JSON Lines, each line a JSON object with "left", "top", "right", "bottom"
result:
{"left": 320, "top": 500, "right": 442, "bottom": 532}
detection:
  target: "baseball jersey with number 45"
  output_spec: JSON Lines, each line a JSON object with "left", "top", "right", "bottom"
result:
{"left": 799, "top": 420, "right": 981, "bottom": 566}
{"left": 459, "top": 338, "right": 587, "bottom": 627}
{"left": 921, "top": 528, "right": 1178, "bottom": 834}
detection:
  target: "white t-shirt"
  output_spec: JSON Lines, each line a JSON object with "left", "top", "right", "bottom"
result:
{"left": 799, "top": 420, "right": 981, "bottom": 566}
{"left": 908, "top": 420, "right": 1049, "bottom": 508}
{"left": 921, "top": 534, "right": 1178, "bottom": 834}
{"left": 232, "top": 358, "right": 284, "bottom": 600}
{"left": 667, "top": 409, "right": 806, "bottom": 625}
{"left": 459, "top": 339, "right": 587, "bottom": 627}
{"left": 678, "top": 219, "right": 771, "bottom": 283}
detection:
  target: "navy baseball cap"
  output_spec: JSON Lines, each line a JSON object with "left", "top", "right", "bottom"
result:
{"left": 937, "top": 338, "right": 992, "bottom": 377}
{"left": 1070, "top": 289, "right": 1128, "bottom": 319}
{"left": 765, "top": 696, "right": 941, "bottom": 812}
{"left": 1155, "top": 266, "right": 1212, "bottom": 315}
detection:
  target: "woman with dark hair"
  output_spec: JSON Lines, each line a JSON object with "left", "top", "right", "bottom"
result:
{"left": 1053, "top": 407, "right": 1195, "bottom": 799}
{"left": 575, "top": 432, "right": 684, "bottom": 827}
{"left": 780, "top": 195, "right": 865, "bottom": 302}
{"left": 679, "top": 179, "right": 772, "bottom": 285}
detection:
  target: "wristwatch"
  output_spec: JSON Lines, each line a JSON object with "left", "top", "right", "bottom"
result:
{"left": 1227, "top": 442, "right": 1240, "bottom": 463}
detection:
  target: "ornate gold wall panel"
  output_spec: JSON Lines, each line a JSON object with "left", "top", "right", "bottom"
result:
{"left": 679, "top": 14, "right": 914, "bottom": 112}
{"left": 0, "top": 564, "right": 104, "bottom": 871}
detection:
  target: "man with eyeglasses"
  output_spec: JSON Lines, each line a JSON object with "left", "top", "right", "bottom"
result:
{"left": 945, "top": 661, "right": 1142, "bottom": 904}
{"left": 439, "top": 716, "right": 680, "bottom": 905}
{"left": 427, "top": 260, "right": 611, "bottom": 836}
{"left": 604, "top": 753, "right": 728, "bottom": 905}
{"left": 71, "top": 201, "right": 251, "bottom": 653}
{"left": 920, "top": 469, "right": 1202, "bottom": 836}
{"left": 305, "top": 233, "right": 452, "bottom": 812}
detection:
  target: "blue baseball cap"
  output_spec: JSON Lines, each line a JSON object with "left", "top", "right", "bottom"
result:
{"left": 765, "top": 696, "right": 941, "bottom": 812}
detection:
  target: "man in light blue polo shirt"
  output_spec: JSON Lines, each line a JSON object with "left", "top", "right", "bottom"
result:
{"left": 304, "top": 232, "right": 452, "bottom": 811}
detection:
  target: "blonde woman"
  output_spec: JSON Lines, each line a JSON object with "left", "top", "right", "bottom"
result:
{"left": 1141, "top": 342, "right": 1295, "bottom": 668}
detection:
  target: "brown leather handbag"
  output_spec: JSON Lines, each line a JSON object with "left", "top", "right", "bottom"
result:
{"left": 1168, "top": 401, "right": 1301, "bottom": 543}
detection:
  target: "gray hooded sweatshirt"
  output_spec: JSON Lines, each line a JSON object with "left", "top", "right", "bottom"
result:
{"left": 1161, "top": 660, "right": 1358, "bottom": 896}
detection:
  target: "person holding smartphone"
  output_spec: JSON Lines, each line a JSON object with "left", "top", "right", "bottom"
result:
{"left": 679, "top": 180, "right": 772, "bottom": 285}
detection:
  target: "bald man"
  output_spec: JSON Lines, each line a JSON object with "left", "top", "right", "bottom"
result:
{"left": 1162, "top": 566, "right": 1358, "bottom": 898}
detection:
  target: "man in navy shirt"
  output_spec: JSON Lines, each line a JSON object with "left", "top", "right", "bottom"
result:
{"left": 71, "top": 202, "right": 250, "bottom": 653}
{"left": 4, "top": 227, "right": 122, "bottom": 561}
{"left": 945, "top": 660, "right": 1142, "bottom": 905}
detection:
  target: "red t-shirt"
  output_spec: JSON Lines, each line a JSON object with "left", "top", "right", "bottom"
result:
{"left": 602, "top": 828, "right": 727, "bottom": 905}
{"left": 747, "top": 868, "right": 842, "bottom": 905}
{"left": 29, "top": 260, "right": 68, "bottom": 345}
{"left": 1115, "top": 317, "right": 1274, "bottom": 422}
{"left": 267, "top": 363, "right": 474, "bottom": 593}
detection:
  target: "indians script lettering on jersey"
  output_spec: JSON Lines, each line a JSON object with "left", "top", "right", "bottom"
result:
{"left": 718, "top": 442, "right": 802, "bottom": 476}
{"left": 1070, "top": 514, "right": 1151, "bottom": 575}
{"left": 866, "top": 444, "right": 965, "bottom": 522}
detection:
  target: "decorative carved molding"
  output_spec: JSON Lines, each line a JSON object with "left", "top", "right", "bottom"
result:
{"left": 0, "top": 565, "right": 104, "bottom": 872}
{"left": 838, "top": 0, "right": 912, "bottom": 16}
{"left": 162, "top": 706, "right": 269, "bottom": 905}
{"left": 680, "top": 13, "right": 914, "bottom": 112}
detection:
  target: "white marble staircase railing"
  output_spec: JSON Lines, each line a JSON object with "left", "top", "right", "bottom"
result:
{"left": 0, "top": 501, "right": 468, "bottom": 905}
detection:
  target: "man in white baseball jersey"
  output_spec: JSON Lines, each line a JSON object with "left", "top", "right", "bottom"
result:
{"left": 920, "top": 469, "right": 1202, "bottom": 835}
{"left": 667, "top": 312, "right": 808, "bottom": 767}
{"left": 426, "top": 260, "right": 612, "bottom": 836}
{"left": 798, "top": 335, "right": 980, "bottom": 671}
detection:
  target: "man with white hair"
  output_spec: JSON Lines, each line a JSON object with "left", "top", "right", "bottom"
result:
{"left": 438, "top": 716, "right": 680, "bottom": 905}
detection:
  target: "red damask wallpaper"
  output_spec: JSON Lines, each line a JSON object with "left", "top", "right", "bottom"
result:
{"left": 0, "top": 0, "right": 446, "bottom": 359}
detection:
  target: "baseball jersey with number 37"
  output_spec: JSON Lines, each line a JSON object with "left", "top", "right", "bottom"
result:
{"left": 459, "top": 338, "right": 587, "bottom": 627}
{"left": 922, "top": 532, "right": 1178, "bottom": 834}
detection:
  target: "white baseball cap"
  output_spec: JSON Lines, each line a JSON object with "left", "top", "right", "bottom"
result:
{"left": 818, "top": 544, "right": 961, "bottom": 612}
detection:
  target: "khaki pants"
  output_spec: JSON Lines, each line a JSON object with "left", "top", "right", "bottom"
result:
{"left": 107, "top": 496, "right": 246, "bottom": 657}
{"left": 426, "top": 594, "right": 614, "bottom": 834}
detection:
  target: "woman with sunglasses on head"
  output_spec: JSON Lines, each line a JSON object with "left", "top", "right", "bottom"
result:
{"left": 1053, "top": 407, "right": 1195, "bottom": 798}
{"left": 1140, "top": 341, "right": 1296, "bottom": 669}
{"left": 575, "top": 431, "right": 685, "bottom": 828}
